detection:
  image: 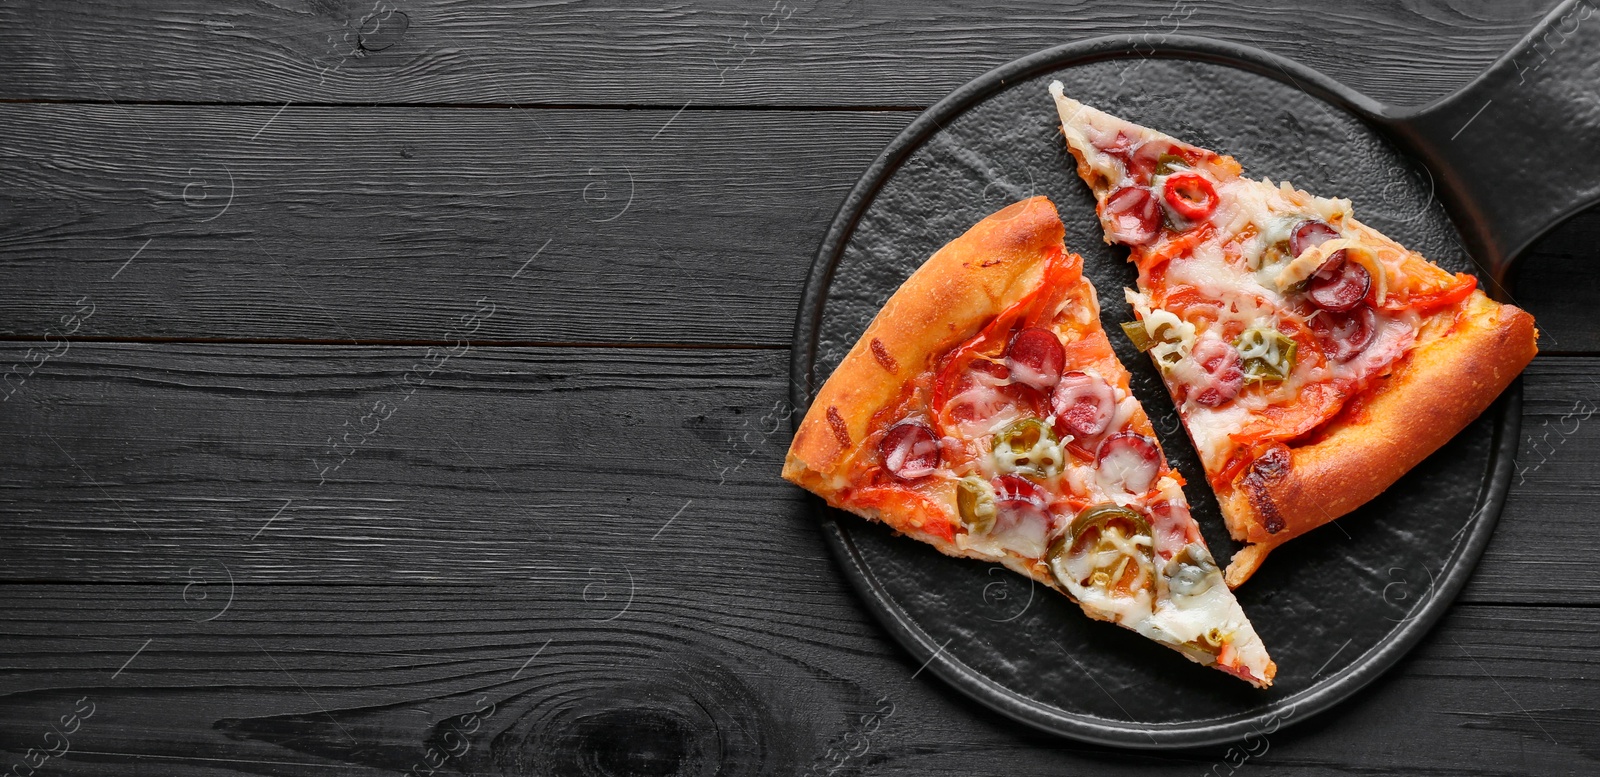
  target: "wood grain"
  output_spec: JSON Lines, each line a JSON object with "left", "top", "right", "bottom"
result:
{"left": 1475, "top": 356, "right": 1600, "bottom": 605}
{"left": 0, "top": 104, "right": 906, "bottom": 346}
{"left": 0, "top": 343, "right": 797, "bottom": 585}
{"left": 0, "top": 1, "right": 1559, "bottom": 108}
{"left": 0, "top": 585, "right": 1593, "bottom": 775}
{"left": 0, "top": 342, "right": 1594, "bottom": 606}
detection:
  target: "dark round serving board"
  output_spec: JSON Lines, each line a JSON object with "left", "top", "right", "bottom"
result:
{"left": 790, "top": 37, "right": 1532, "bottom": 749}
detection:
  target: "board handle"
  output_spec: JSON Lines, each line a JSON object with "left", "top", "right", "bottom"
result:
{"left": 1383, "top": 0, "right": 1600, "bottom": 275}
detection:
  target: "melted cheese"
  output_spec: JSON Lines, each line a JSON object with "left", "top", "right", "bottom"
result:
{"left": 1181, "top": 403, "right": 1253, "bottom": 471}
{"left": 1327, "top": 310, "right": 1418, "bottom": 385}
{"left": 1170, "top": 244, "right": 1274, "bottom": 306}
{"left": 1050, "top": 85, "right": 1121, "bottom": 186}
{"left": 1095, "top": 442, "right": 1159, "bottom": 505}
{"left": 993, "top": 516, "right": 1050, "bottom": 560}
{"left": 944, "top": 372, "right": 1022, "bottom": 440}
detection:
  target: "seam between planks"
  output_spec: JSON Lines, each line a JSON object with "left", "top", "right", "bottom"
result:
{"left": 0, "top": 336, "right": 789, "bottom": 350}
{"left": 0, "top": 99, "right": 929, "bottom": 111}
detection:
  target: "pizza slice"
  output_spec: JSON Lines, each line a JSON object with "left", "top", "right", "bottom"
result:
{"left": 783, "top": 197, "right": 1275, "bottom": 686}
{"left": 1048, "top": 83, "right": 1539, "bottom": 587}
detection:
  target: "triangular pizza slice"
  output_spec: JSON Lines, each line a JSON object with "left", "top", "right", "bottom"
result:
{"left": 1048, "top": 83, "right": 1538, "bottom": 587}
{"left": 784, "top": 197, "right": 1274, "bottom": 686}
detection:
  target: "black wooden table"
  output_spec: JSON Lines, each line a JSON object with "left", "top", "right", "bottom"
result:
{"left": 1, "top": 2, "right": 1596, "bottom": 774}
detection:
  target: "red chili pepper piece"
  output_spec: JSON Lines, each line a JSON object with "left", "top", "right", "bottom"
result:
{"left": 1162, "top": 172, "right": 1220, "bottom": 221}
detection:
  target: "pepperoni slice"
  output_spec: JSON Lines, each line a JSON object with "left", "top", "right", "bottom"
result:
{"left": 1189, "top": 336, "right": 1244, "bottom": 407}
{"left": 992, "top": 474, "right": 1053, "bottom": 530}
{"left": 997, "top": 381, "right": 1049, "bottom": 416}
{"left": 1306, "top": 253, "right": 1371, "bottom": 313}
{"left": 1103, "top": 186, "right": 1163, "bottom": 245}
{"left": 1289, "top": 220, "right": 1339, "bottom": 257}
{"left": 878, "top": 422, "right": 940, "bottom": 479}
{"left": 1127, "top": 139, "right": 1174, "bottom": 180}
{"left": 1005, "top": 327, "right": 1066, "bottom": 391}
{"left": 1095, "top": 432, "right": 1163, "bottom": 495}
{"left": 1309, "top": 306, "right": 1377, "bottom": 363}
{"left": 1050, "top": 371, "right": 1117, "bottom": 439}
{"left": 1147, "top": 501, "right": 1202, "bottom": 559}
{"left": 1090, "top": 130, "right": 1135, "bottom": 158}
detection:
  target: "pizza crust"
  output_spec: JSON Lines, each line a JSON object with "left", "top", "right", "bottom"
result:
{"left": 1219, "top": 291, "right": 1538, "bottom": 586}
{"left": 783, "top": 196, "right": 1066, "bottom": 515}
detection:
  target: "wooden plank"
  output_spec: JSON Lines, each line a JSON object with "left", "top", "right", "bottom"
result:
{"left": 0, "top": 104, "right": 906, "bottom": 345}
{"left": 0, "top": 1, "right": 1558, "bottom": 108}
{"left": 1467, "top": 356, "right": 1600, "bottom": 605}
{"left": 3, "top": 103, "right": 1599, "bottom": 348}
{"left": 0, "top": 585, "right": 1592, "bottom": 775}
{"left": 0, "top": 343, "right": 801, "bottom": 588}
{"left": 0, "top": 342, "right": 1595, "bottom": 605}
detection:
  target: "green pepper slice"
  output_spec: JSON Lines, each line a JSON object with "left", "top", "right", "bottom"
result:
{"left": 956, "top": 476, "right": 997, "bottom": 534}
{"left": 1164, "top": 542, "right": 1221, "bottom": 597}
{"left": 1234, "top": 326, "right": 1297, "bottom": 383}
{"left": 1125, "top": 317, "right": 1185, "bottom": 366}
{"left": 991, "top": 418, "right": 1062, "bottom": 477}
{"left": 1171, "top": 640, "right": 1221, "bottom": 666}
{"left": 1121, "top": 320, "right": 1154, "bottom": 352}
{"left": 1047, "top": 503, "right": 1155, "bottom": 597}
{"left": 1069, "top": 503, "right": 1153, "bottom": 546}
{"left": 1154, "top": 152, "right": 1188, "bottom": 175}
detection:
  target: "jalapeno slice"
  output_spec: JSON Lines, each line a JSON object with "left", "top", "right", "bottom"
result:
{"left": 1069, "top": 504, "right": 1153, "bottom": 545}
{"left": 956, "top": 475, "right": 997, "bottom": 534}
{"left": 1135, "top": 311, "right": 1190, "bottom": 367}
{"left": 1047, "top": 503, "right": 1155, "bottom": 598}
{"left": 1121, "top": 320, "right": 1154, "bottom": 352}
{"left": 1234, "top": 326, "right": 1297, "bottom": 384}
{"left": 1154, "top": 152, "right": 1188, "bottom": 176}
{"left": 991, "top": 417, "right": 1063, "bottom": 477}
{"left": 1164, "top": 542, "right": 1222, "bottom": 598}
